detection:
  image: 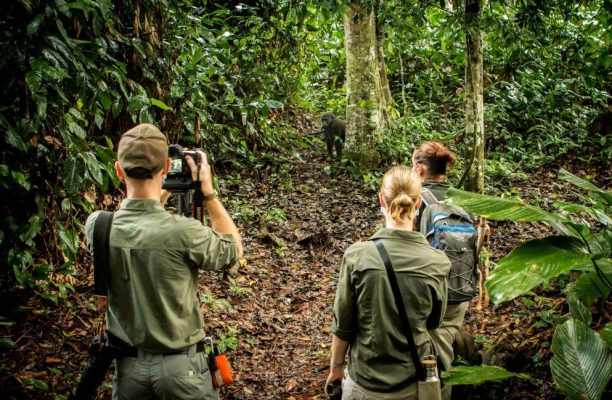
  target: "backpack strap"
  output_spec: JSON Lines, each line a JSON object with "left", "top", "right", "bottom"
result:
{"left": 373, "top": 239, "right": 425, "bottom": 381}
{"left": 93, "top": 211, "right": 114, "bottom": 298}
{"left": 420, "top": 188, "right": 439, "bottom": 207}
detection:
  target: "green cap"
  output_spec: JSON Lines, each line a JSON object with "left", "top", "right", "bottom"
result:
{"left": 118, "top": 124, "right": 168, "bottom": 178}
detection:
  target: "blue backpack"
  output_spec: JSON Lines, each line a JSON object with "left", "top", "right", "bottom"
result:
{"left": 419, "top": 188, "right": 478, "bottom": 304}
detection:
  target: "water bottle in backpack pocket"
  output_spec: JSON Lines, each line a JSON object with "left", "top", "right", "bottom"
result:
{"left": 420, "top": 189, "right": 478, "bottom": 304}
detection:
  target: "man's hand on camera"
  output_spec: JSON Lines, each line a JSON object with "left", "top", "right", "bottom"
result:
{"left": 185, "top": 151, "right": 214, "bottom": 195}
{"left": 160, "top": 189, "right": 171, "bottom": 205}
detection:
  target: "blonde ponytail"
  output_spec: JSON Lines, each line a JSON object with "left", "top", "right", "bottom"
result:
{"left": 381, "top": 166, "right": 421, "bottom": 224}
{"left": 388, "top": 193, "right": 415, "bottom": 221}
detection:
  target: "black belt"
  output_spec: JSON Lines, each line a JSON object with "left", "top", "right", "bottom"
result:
{"left": 107, "top": 332, "right": 206, "bottom": 358}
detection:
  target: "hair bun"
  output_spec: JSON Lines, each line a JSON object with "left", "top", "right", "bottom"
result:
{"left": 435, "top": 148, "right": 447, "bottom": 159}
{"left": 414, "top": 141, "right": 456, "bottom": 175}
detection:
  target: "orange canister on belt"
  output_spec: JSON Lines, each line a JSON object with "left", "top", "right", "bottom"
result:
{"left": 206, "top": 337, "right": 234, "bottom": 387}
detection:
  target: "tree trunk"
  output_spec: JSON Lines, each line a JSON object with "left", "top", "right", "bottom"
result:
{"left": 463, "top": 0, "right": 484, "bottom": 192}
{"left": 376, "top": 16, "right": 393, "bottom": 120}
{"left": 344, "top": 4, "right": 388, "bottom": 166}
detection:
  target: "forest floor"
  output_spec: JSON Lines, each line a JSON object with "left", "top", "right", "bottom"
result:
{"left": 0, "top": 114, "right": 610, "bottom": 399}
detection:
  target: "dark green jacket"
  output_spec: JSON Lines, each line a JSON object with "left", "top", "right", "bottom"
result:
{"left": 415, "top": 180, "right": 450, "bottom": 228}
{"left": 85, "top": 199, "right": 239, "bottom": 353}
{"left": 331, "top": 228, "right": 450, "bottom": 392}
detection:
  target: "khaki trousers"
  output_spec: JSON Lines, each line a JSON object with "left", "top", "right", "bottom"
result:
{"left": 342, "top": 372, "right": 418, "bottom": 400}
{"left": 112, "top": 344, "right": 218, "bottom": 400}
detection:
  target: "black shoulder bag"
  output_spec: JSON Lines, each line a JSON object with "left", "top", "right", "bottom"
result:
{"left": 70, "top": 211, "right": 114, "bottom": 400}
{"left": 373, "top": 239, "right": 425, "bottom": 380}
{"left": 93, "top": 211, "right": 114, "bottom": 302}
{"left": 373, "top": 239, "right": 442, "bottom": 399}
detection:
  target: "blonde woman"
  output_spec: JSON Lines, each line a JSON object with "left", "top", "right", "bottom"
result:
{"left": 326, "top": 166, "right": 450, "bottom": 399}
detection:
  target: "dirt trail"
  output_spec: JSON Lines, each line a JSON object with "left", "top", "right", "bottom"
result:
{"left": 205, "top": 142, "right": 379, "bottom": 399}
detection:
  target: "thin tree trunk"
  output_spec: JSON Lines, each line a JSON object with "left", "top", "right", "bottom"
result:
{"left": 344, "top": 4, "right": 388, "bottom": 166}
{"left": 398, "top": 52, "right": 408, "bottom": 115}
{"left": 376, "top": 15, "right": 393, "bottom": 122}
{"left": 463, "top": 0, "right": 484, "bottom": 192}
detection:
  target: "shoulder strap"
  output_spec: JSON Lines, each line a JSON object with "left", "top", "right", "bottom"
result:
{"left": 93, "top": 211, "right": 114, "bottom": 297}
{"left": 373, "top": 239, "right": 425, "bottom": 381}
{"left": 420, "top": 188, "right": 438, "bottom": 207}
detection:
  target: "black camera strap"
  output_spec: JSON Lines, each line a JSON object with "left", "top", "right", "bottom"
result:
{"left": 373, "top": 238, "right": 426, "bottom": 381}
{"left": 93, "top": 211, "right": 114, "bottom": 297}
{"left": 192, "top": 171, "right": 206, "bottom": 223}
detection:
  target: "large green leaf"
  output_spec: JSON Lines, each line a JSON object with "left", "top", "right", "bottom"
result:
{"left": 567, "top": 294, "right": 592, "bottom": 325}
{"left": 570, "top": 269, "right": 612, "bottom": 307}
{"left": 551, "top": 319, "right": 612, "bottom": 400}
{"left": 442, "top": 365, "right": 530, "bottom": 385}
{"left": 0, "top": 337, "right": 15, "bottom": 349}
{"left": 18, "top": 215, "right": 42, "bottom": 245}
{"left": 559, "top": 168, "right": 600, "bottom": 192}
{"left": 559, "top": 168, "right": 612, "bottom": 207}
{"left": 55, "top": 222, "right": 78, "bottom": 258}
{"left": 486, "top": 236, "right": 596, "bottom": 304}
{"left": 446, "top": 188, "right": 563, "bottom": 222}
{"left": 62, "top": 156, "right": 84, "bottom": 194}
{"left": 600, "top": 323, "right": 612, "bottom": 350}
{"left": 128, "top": 94, "right": 150, "bottom": 113}
{"left": 81, "top": 152, "right": 104, "bottom": 186}
{"left": 150, "top": 98, "right": 171, "bottom": 111}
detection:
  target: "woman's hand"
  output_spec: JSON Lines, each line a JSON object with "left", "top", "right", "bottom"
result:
{"left": 325, "top": 364, "right": 344, "bottom": 392}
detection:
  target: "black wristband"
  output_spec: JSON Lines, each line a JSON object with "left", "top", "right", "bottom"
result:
{"left": 203, "top": 191, "right": 217, "bottom": 201}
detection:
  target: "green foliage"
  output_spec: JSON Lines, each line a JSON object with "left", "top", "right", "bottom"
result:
{"left": 23, "top": 378, "right": 49, "bottom": 392}
{"left": 448, "top": 168, "right": 611, "bottom": 305}
{"left": 551, "top": 318, "right": 612, "bottom": 400}
{"left": 376, "top": 1, "right": 611, "bottom": 172}
{"left": 600, "top": 323, "right": 612, "bottom": 349}
{"left": 446, "top": 188, "right": 562, "bottom": 223}
{"left": 200, "top": 292, "right": 233, "bottom": 312}
{"left": 486, "top": 236, "right": 594, "bottom": 304}
{"left": 442, "top": 365, "right": 530, "bottom": 386}
{"left": 447, "top": 168, "right": 611, "bottom": 398}
{"left": 228, "top": 277, "right": 255, "bottom": 299}
{"left": 484, "top": 2, "right": 611, "bottom": 167}
{"left": 1, "top": 0, "right": 144, "bottom": 292}
{"left": 230, "top": 200, "right": 260, "bottom": 224}
{"left": 379, "top": 112, "right": 459, "bottom": 167}
{"left": 215, "top": 326, "right": 239, "bottom": 353}
{"left": 165, "top": 2, "right": 306, "bottom": 159}
{"left": 0, "top": 1, "right": 310, "bottom": 294}
{"left": 264, "top": 207, "right": 288, "bottom": 224}
{"left": 0, "top": 336, "right": 16, "bottom": 350}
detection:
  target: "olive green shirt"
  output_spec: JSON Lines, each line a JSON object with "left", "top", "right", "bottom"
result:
{"left": 331, "top": 228, "right": 450, "bottom": 393}
{"left": 85, "top": 199, "right": 239, "bottom": 353}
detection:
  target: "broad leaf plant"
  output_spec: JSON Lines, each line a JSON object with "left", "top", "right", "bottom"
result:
{"left": 446, "top": 168, "right": 611, "bottom": 400}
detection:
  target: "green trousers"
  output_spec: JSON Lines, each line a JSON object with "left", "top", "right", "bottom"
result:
{"left": 429, "top": 301, "right": 469, "bottom": 400}
{"left": 112, "top": 344, "right": 218, "bottom": 400}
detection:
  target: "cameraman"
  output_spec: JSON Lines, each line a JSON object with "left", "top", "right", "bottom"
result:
{"left": 84, "top": 123, "right": 242, "bottom": 399}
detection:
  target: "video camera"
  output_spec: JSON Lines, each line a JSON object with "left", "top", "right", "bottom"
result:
{"left": 162, "top": 144, "right": 206, "bottom": 192}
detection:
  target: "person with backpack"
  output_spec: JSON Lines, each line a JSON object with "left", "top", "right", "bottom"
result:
{"left": 326, "top": 166, "right": 450, "bottom": 399}
{"left": 83, "top": 124, "right": 243, "bottom": 399}
{"left": 412, "top": 141, "right": 479, "bottom": 381}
